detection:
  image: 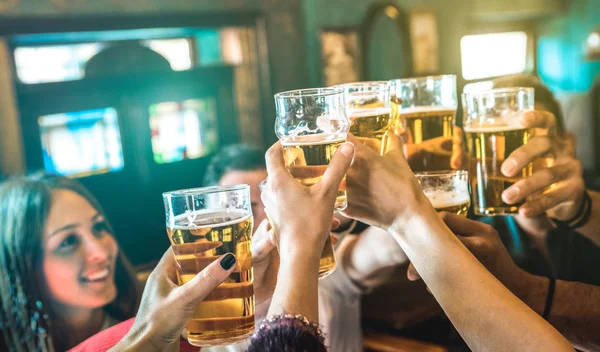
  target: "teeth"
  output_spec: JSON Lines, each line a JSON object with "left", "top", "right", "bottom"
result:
{"left": 86, "top": 269, "right": 109, "bottom": 281}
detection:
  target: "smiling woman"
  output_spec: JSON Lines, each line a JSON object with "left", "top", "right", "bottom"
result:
{"left": 0, "top": 173, "right": 140, "bottom": 352}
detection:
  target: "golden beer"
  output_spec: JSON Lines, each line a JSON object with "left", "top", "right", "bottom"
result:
{"left": 349, "top": 108, "right": 393, "bottom": 154}
{"left": 281, "top": 135, "right": 342, "bottom": 278}
{"left": 400, "top": 107, "right": 456, "bottom": 171}
{"left": 168, "top": 210, "right": 254, "bottom": 346}
{"left": 390, "top": 75, "right": 458, "bottom": 171}
{"left": 402, "top": 107, "right": 455, "bottom": 144}
{"left": 425, "top": 190, "right": 470, "bottom": 216}
{"left": 465, "top": 126, "right": 532, "bottom": 215}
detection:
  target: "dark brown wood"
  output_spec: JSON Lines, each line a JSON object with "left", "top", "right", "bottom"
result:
{"left": 364, "top": 332, "right": 447, "bottom": 352}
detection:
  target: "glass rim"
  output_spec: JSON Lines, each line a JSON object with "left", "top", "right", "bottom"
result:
{"left": 274, "top": 87, "right": 344, "bottom": 99}
{"left": 462, "top": 87, "right": 534, "bottom": 99}
{"left": 163, "top": 184, "right": 250, "bottom": 198}
{"left": 414, "top": 170, "right": 468, "bottom": 178}
{"left": 389, "top": 74, "right": 457, "bottom": 84}
{"left": 333, "top": 81, "right": 390, "bottom": 91}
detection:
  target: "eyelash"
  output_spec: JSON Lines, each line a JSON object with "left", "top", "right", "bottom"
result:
{"left": 58, "top": 234, "right": 79, "bottom": 250}
{"left": 92, "top": 221, "right": 110, "bottom": 236}
{"left": 56, "top": 221, "right": 110, "bottom": 251}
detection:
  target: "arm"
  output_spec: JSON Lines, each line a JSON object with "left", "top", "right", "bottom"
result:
{"left": 392, "top": 211, "right": 573, "bottom": 352}
{"left": 110, "top": 249, "right": 236, "bottom": 352}
{"left": 267, "top": 250, "right": 321, "bottom": 322}
{"left": 515, "top": 275, "right": 600, "bottom": 351}
{"left": 568, "top": 190, "right": 600, "bottom": 246}
{"left": 261, "top": 141, "right": 354, "bottom": 323}
{"left": 344, "top": 134, "right": 573, "bottom": 352}
{"left": 409, "top": 215, "right": 600, "bottom": 351}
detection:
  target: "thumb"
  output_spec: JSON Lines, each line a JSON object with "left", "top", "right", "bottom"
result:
{"left": 385, "top": 133, "right": 406, "bottom": 161}
{"left": 318, "top": 142, "right": 354, "bottom": 198}
{"left": 173, "top": 253, "right": 236, "bottom": 310}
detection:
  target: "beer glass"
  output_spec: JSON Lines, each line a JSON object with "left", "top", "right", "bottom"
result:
{"left": 415, "top": 170, "right": 470, "bottom": 216}
{"left": 389, "top": 75, "right": 457, "bottom": 171}
{"left": 462, "top": 88, "right": 534, "bottom": 216}
{"left": 163, "top": 185, "right": 255, "bottom": 346}
{"left": 274, "top": 87, "right": 348, "bottom": 278}
{"left": 337, "top": 81, "right": 393, "bottom": 154}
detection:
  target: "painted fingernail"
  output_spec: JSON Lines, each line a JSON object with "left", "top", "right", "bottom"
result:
{"left": 503, "top": 187, "right": 519, "bottom": 203}
{"left": 220, "top": 253, "right": 236, "bottom": 270}
{"left": 502, "top": 159, "right": 517, "bottom": 176}
{"left": 340, "top": 142, "right": 354, "bottom": 157}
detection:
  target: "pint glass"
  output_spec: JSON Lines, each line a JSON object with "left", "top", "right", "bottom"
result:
{"left": 462, "top": 88, "right": 534, "bottom": 216}
{"left": 163, "top": 185, "right": 255, "bottom": 346}
{"left": 389, "top": 75, "right": 457, "bottom": 171}
{"left": 337, "top": 81, "right": 393, "bottom": 154}
{"left": 274, "top": 87, "right": 350, "bottom": 278}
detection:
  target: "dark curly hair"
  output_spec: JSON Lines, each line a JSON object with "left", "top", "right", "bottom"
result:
{"left": 246, "top": 325, "right": 327, "bottom": 352}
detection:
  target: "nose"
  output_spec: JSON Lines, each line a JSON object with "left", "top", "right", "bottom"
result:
{"left": 84, "top": 235, "right": 109, "bottom": 264}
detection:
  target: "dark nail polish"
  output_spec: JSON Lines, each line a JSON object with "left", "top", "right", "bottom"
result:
{"left": 220, "top": 253, "right": 236, "bottom": 270}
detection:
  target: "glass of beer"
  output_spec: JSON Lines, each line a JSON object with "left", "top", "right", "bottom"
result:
{"left": 389, "top": 75, "right": 457, "bottom": 171}
{"left": 337, "top": 81, "right": 393, "bottom": 154}
{"left": 274, "top": 87, "right": 349, "bottom": 278}
{"left": 415, "top": 170, "right": 470, "bottom": 216}
{"left": 462, "top": 88, "right": 534, "bottom": 216}
{"left": 163, "top": 185, "right": 255, "bottom": 346}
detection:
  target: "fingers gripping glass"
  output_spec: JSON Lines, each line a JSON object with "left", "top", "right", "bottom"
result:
{"left": 462, "top": 87, "right": 534, "bottom": 216}
{"left": 163, "top": 185, "right": 255, "bottom": 346}
{"left": 274, "top": 88, "right": 350, "bottom": 212}
{"left": 258, "top": 179, "right": 336, "bottom": 279}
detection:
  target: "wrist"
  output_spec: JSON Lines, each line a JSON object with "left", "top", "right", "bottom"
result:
{"left": 388, "top": 202, "right": 439, "bottom": 239}
{"left": 512, "top": 272, "right": 547, "bottom": 315}
{"left": 111, "top": 324, "right": 165, "bottom": 352}
{"left": 278, "top": 243, "right": 322, "bottom": 267}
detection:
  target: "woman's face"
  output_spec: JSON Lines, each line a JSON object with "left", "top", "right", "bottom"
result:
{"left": 42, "top": 189, "right": 118, "bottom": 310}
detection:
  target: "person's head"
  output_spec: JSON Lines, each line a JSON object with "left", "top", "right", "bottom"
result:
{"left": 492, "top": 74, "right": 565, "bottom": 134}
{"left": 203, "top": 144, "right": 267, "bottom": 230}
{"left": 0, "top": 173, "right": 139, "bottom": 351}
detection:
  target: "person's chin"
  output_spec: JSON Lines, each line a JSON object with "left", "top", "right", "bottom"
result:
{"left": 84, "top": 284, "right": 118, "bottom": 308}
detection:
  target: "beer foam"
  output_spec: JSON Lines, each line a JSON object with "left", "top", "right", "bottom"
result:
{"left": 280, "top": 133, "right": 346, "bottom": 146}
{"left": 424, "top": 190, "right": 470, "bottom": 209}
{"left": 173, "top": 209, "right": 251, "bottom": 229}
{"left": 348, "top": 107, "right": 392, "bottom": 118}
{"left": 463, "top": 124, "right": 526, "bottom": 133}
{"left": 400, "top": 106, "right": 456, "bottom": 115}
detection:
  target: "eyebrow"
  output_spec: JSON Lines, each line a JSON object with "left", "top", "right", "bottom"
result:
{"left": 49, "top": 213, "right": 102, "bottom": 237}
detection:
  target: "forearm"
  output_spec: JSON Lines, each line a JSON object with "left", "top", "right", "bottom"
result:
{"left": 517, "top": 276, "right": 600, "bottom": 351}
{"left": 267, "top": 251, "right": 320, "bottom": 323}
{"left": 390, "top": 210, "right": 573, "bottom": 351}
{"left": 571, "top": 190, "right": 600, "bottom": 246}
{"left": 342, "top": 226, "right": 408, "bottom": 289}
